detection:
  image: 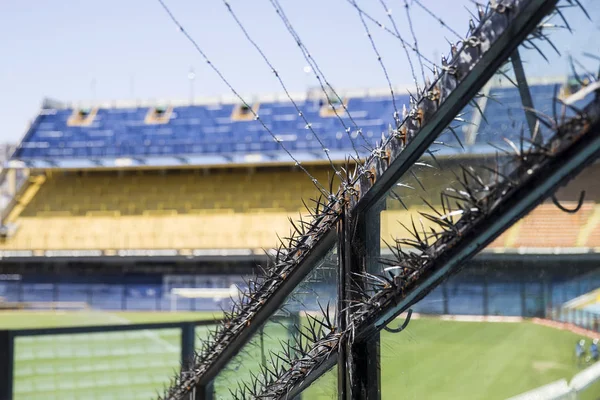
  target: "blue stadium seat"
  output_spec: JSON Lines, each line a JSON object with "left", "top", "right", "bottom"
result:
{"left": 12, "top": 83, "right": 566, "bottom": 163}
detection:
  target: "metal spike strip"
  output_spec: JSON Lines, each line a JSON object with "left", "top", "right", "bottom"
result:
{"left": 350, "top": 92, "right": 600, "bottom": 340}
{"left": 230, "top": 304, "right": 340, "bottom": 400}
{"left": 243, "top": 79, "right": 600, "bottom": 400}
{"left": 349, "top": 0, "right": 562, "bottom": 212}
{"left": 159, "top": 1, "right": 568, "bottom": 398}
{"left": 161, "top": 198, "right": 342, "bottom": 399}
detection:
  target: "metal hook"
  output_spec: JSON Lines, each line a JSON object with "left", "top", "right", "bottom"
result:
{"left": 551, "top": 190, "right": 585, "bottom": 214}
{"left": 383, "top": 309, "right": 413, "bottom": 333}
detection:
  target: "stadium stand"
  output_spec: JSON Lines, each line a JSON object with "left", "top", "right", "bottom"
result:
{"left": 9, "top": 77, "right": 565, "bottom": 169}
{"left": 13, "top": 91, "right": 418, "bottom": 168}
{"left": 0, "top": 166, "right": 337, "bottom": 251}
{"left": 1, "top": 77, "right": 599, "bottom": 254}
{"left": 0, "top": 76, "right": 597, "bottom": 315}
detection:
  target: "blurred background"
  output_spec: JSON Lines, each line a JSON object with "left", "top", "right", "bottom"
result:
{"left": 0, "top": 0, "right": 600, "bottom": 399}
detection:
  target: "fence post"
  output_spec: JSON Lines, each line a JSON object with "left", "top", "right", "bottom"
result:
{"left": 0, "top": 330, "right": 14, "bottom": 400}
{"left": 181, "top": 322, "right": 196, "bottom": 371}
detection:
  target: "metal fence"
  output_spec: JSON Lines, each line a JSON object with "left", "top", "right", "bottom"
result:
{"left": 156, "top": 0, "right": 600, "bottom": 397}
{"left": 0, "top": 319, "right": 219, "bottom": 400}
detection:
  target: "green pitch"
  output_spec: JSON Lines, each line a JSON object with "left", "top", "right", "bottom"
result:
{"left": 0, "top": 311, "right": 591, "bottom": 399}
{"left": 305, "top": 318, "right": 589, "bottom": 400}
{"left": 3, "top": 310, "right": 220, "bottom": 400}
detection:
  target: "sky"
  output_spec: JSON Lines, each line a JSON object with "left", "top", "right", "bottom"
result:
{"left": 0, "top": 0, "right": 598, "bottom": 143}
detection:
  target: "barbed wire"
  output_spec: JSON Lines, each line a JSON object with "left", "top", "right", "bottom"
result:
{"left": 221, "top": 0, "right": 344, "bottom": 180}
{"left": 404, "top": 0, "right": 427, "bottom": 88}
{"left": 348, "top": 0, "right": 401, "bottom": 128}
{"left": 342, "top": 0, "right": 439, "bottom": 71}
{"left": 413, "top": 0, "right": 464, "bottom": 40}
{"left": 156, "top": 0, "right": 332, "bottom": 198}
{"left": 378, "top": 0, "right": 421, "bottom": 95}
{"left": 269, "top": 0, "right": 374, "bottom": 153}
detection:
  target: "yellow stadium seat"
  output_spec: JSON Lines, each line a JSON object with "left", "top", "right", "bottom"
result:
{"left": 0, "top": 167, "right": 341, "bottom": 251}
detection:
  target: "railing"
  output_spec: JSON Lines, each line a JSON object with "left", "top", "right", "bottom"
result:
{"left": 0, "top": 319, "right": 220, "bottom": 400}
{"left": 549, "top": 308, "right": 600, "bottom": 333}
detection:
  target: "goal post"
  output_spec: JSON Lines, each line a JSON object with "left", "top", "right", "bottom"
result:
{"left": 170, "top": 284, "right": 241, "bottom": 312}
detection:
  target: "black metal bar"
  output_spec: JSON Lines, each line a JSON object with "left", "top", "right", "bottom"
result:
{"left": 197, "top": 227, "right": 338, "bottom": 385}
{"left": 337, "top": 210, "right": 349, "bottom": 400}
{"left": 12, "top": 319, "right": 220, "bottom": 337}
{"left": 349, "top": 340, "right": 380, "bottom": 400}
{"left": 349, "top": 200, "right": 384, "bottom": 400}
{"left": 511, "top": 49, "right": 540, "bottom": 141}
{"left": 361, "top": 119, "right": 600, "bottom": 339}
{"left": 0, "top": 331, "right": 13, "bottom": 400}
{"left": 181, "top": 322, "right": 196, "bottom": 371}
{"left": 352, "top": 0, "right": 559, "bottom": 216}
{"left": 195, "top": 381, "right": 214, "bottom": 400}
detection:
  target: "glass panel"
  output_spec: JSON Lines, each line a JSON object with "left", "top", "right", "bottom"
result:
{"left": 212, "top": 243, "right": 338, "bottom": 399}
{"left": 369, "top": 5, "right": 600, "bottom": 398}
{"left": 14, "top": 328, "right": 181, "bottom": 400}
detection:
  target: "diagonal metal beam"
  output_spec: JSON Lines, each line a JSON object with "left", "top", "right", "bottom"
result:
{"left": 274, "top": 116, "right": 600, "bottom": 400}
{"left": 352, "top": 0, "right": 559, "bottom": 216}
{"left": 170, "top": 1, "right": 565, "bottom": 397}
{"left": 511, "top": 48, "right": 541, "bottom": 142}
{"left": 362, "top": 122, "right": 600, "bottom": 339}
{"left": 197, "top": 227, "right": 338, "bottom": 385}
